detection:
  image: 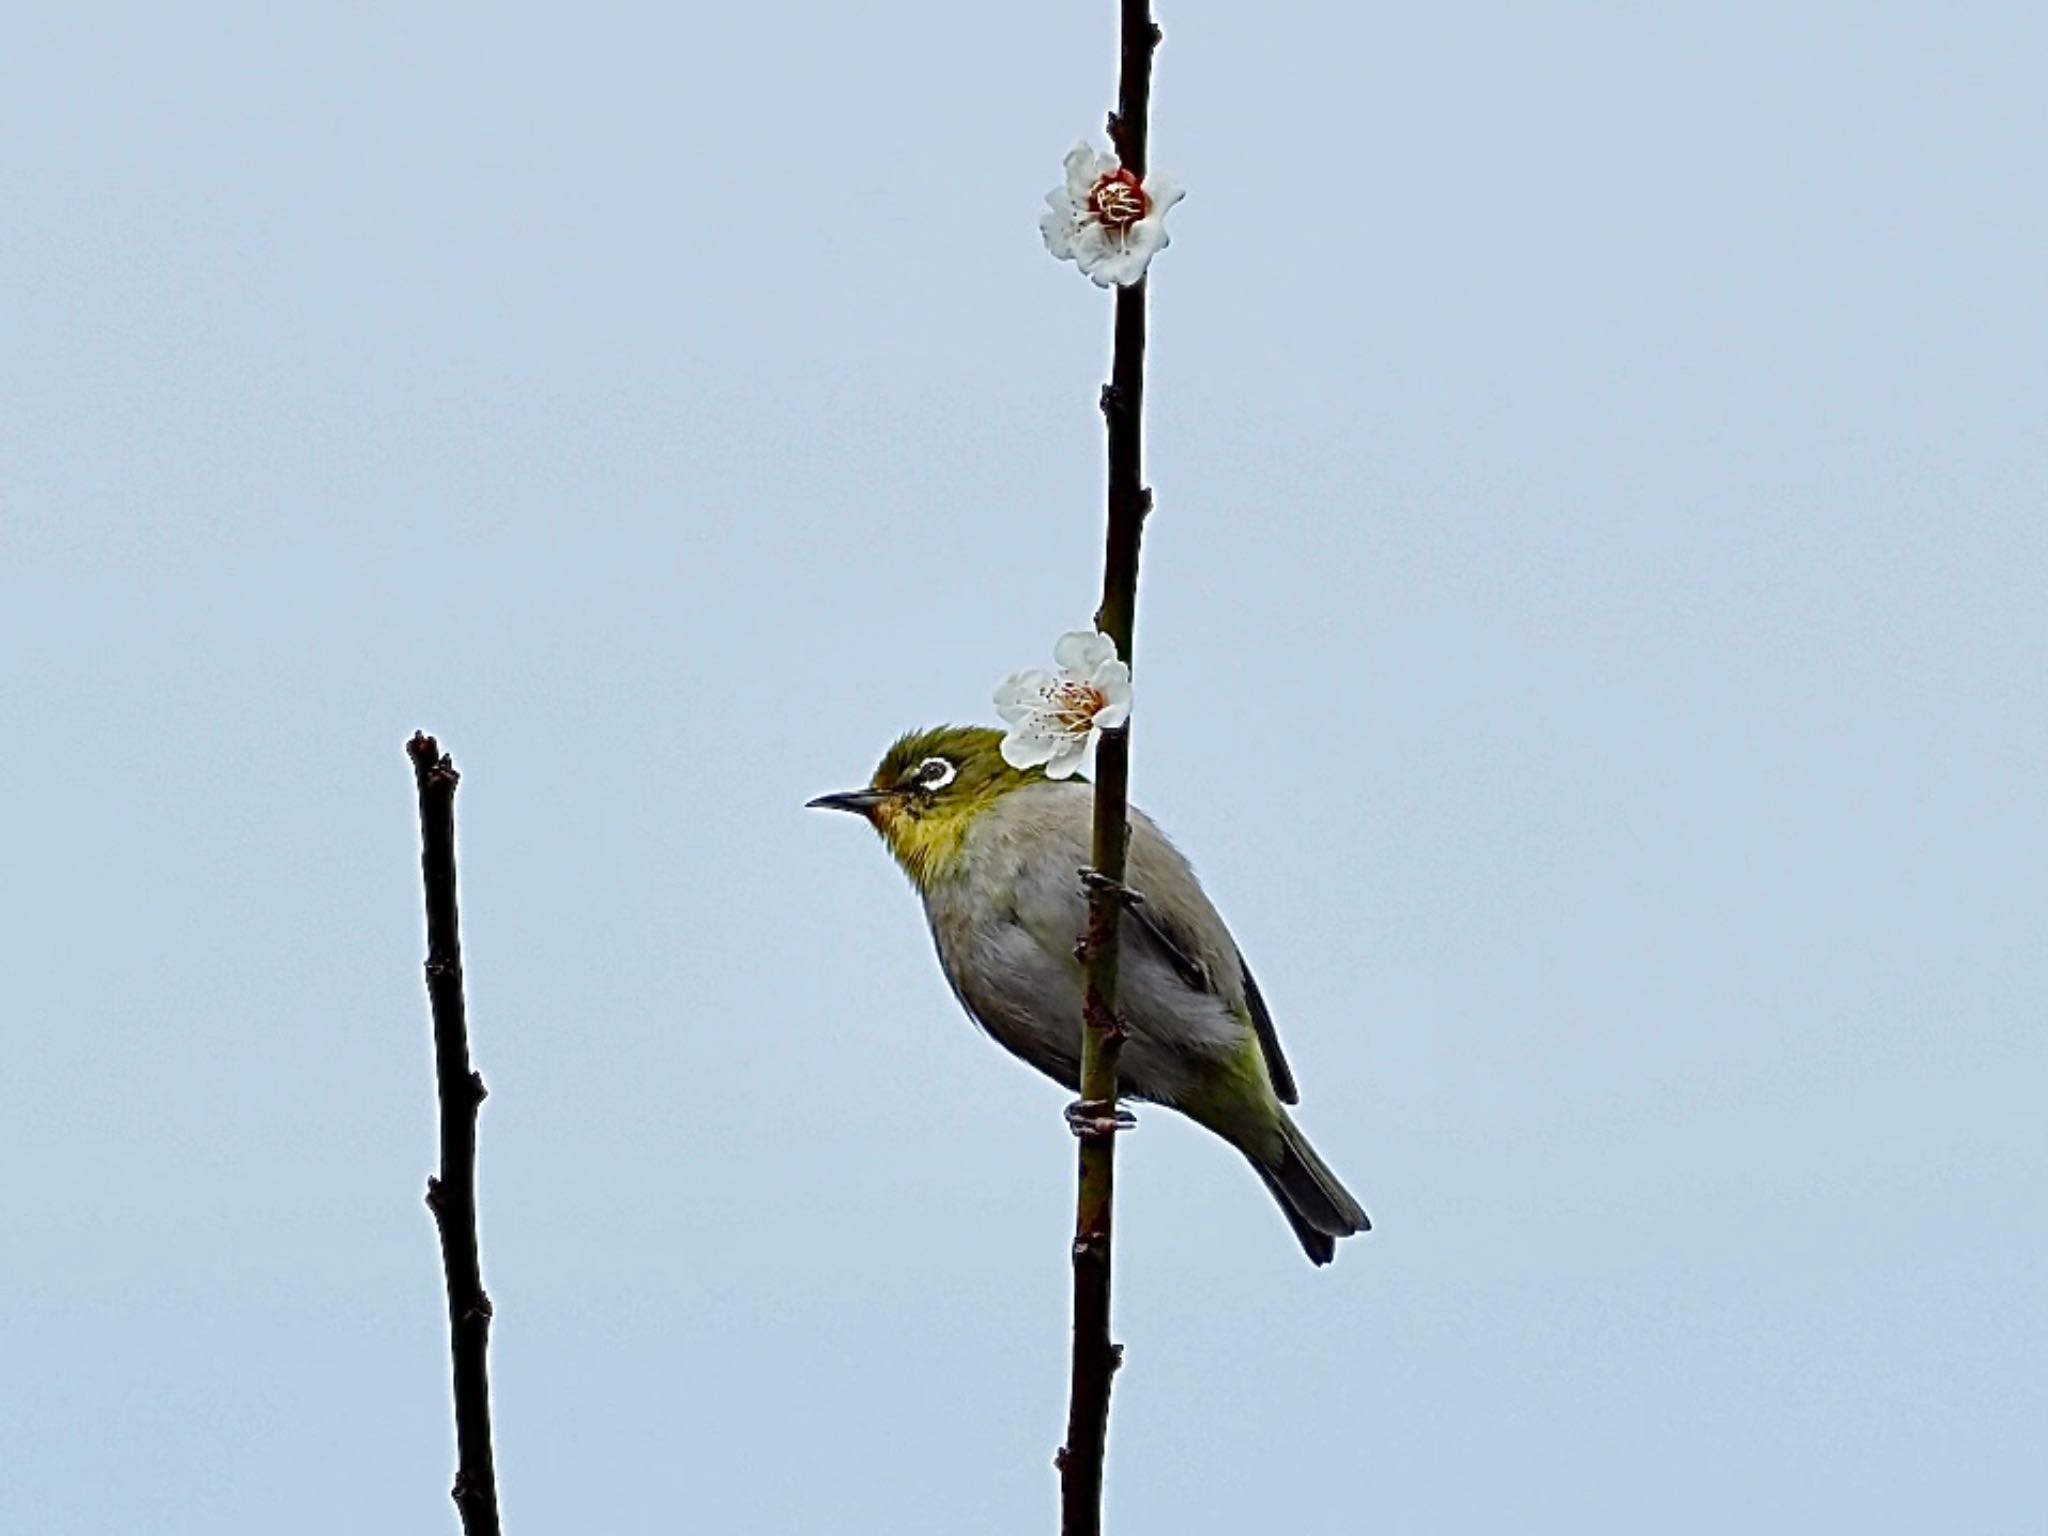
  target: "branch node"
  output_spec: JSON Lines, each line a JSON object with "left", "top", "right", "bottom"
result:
{"left": 425, "top": 1176, "right": 445, "bottom": 1210}
{"left": 470, "top": 1070, "right": 489, "bottom": 1104}
{"left": 1082, "top": 992, "right": 1128, "bottom": 1046}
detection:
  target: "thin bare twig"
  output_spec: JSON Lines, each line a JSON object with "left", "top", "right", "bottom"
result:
{"left": 1057, "top": 5, "right": 1161, "bottom": 1531}
{"left": 408, "top": 731, "right": 504, "bottom": 1536}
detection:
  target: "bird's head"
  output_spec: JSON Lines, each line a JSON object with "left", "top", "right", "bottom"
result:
{"left": 808, "top": 725, "right": 1045, "bottom": 887}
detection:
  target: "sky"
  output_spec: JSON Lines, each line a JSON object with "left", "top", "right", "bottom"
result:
{"left": 3, "top": 3, "right": 2044, "bottom": 1533}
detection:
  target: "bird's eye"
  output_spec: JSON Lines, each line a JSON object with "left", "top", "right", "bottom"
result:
{"left": 915, "top": 756, "right": 958, "bottom": 792}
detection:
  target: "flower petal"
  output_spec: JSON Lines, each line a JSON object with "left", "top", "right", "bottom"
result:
{"left": 1124, "top": 218, "right": 1168, "bottom": 261}
{"left": 1042, "top": 740, "right": 1087, "bottom": 779}
{"left": 1054, "top": 629, "right": 1116, "bottom": 675}
{"left": 1001, "top": 728, "right": 1060, "bottom": 770}
{"left": 1087, "top": 244, "right": 1149, "bottom": 287}
{"left": 1067, "top": 222, "right": 1113, "bottom": 267}
{"left": 1063, "top": 142, "right": 1106, "bottom": 200}
{"left": 1090, "top": 660, "right": 1132, "bottom": 729}
{"left": 995, "top": 668, "right": 1056, "bottom": 721}
{"left": 1086, "top": 655, "right": 1130, "bottom": 692}
{"left": 1040, "top": 207, "right": 1078, "bottom": 259}
{"left": 1140, "top": 173, "right": 1185, "bottom": 214}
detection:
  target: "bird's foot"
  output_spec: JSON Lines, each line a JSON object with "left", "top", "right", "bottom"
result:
{"left": 1079, "top": 868, "right": 1143, "bottom": 907}
{"left": 1065, "top": 1099, "right": 1137, "bottom": 1140}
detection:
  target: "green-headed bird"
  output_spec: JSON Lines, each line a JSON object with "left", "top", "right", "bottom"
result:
{"left": 810, "top": 725, "right": 1368, "bottom": 1264}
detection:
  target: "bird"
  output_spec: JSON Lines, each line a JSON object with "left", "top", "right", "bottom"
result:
{"left": 809, "top": 724, "right": 1368, "bottom": 1264}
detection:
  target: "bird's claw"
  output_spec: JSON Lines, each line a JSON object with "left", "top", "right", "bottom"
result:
{"left": 1079, "top": 868, "right": 1142, "bottom": 906}
{"left": 1065, "top": 1099, "right": 1136, "bottom": 1140}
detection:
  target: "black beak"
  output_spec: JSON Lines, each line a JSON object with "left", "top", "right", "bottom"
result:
{"left": 806, "top": 788, "right": 893, "bottom": 816}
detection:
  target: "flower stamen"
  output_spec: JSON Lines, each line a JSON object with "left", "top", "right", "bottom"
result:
{"left": 1049, "top": 679, "right": 1113, "bottom": 735}
{"left": 1088, "top": 170, "right": 1149, "bottom": 243}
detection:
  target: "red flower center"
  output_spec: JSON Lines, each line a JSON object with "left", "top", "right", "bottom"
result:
{"left": 1088, "top": 170, "right": 1149, "bottom": 233}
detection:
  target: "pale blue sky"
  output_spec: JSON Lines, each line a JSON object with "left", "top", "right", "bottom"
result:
{"left": 4, "top": 3, "right": 2043, "bottom": 1533}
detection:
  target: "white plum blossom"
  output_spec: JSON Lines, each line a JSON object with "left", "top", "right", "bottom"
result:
{"left": 1039, "top": 141, "right": 1184, "bottom": 289}
{"left": 995, "top": 629, "right": 1134, "bottom": 778}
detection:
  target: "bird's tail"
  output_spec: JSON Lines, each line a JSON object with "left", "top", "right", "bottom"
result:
{"left": 1249, "top": 1113, "right": 1370, "bottom": 1266}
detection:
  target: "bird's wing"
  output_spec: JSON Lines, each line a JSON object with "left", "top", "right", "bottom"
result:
{"left": 1122, "top": 895, "right": 1299, "bottom": 1105}
{"left": 1236, "top": 959, "right": 1299, "bottom": 1106}
{"left": 1122, "top": 810, "right": 1302, "bottom": 1107}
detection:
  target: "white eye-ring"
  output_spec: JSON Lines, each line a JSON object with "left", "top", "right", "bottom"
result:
{"left": 915, "top": 756, "right": 958, "bottom": 791}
